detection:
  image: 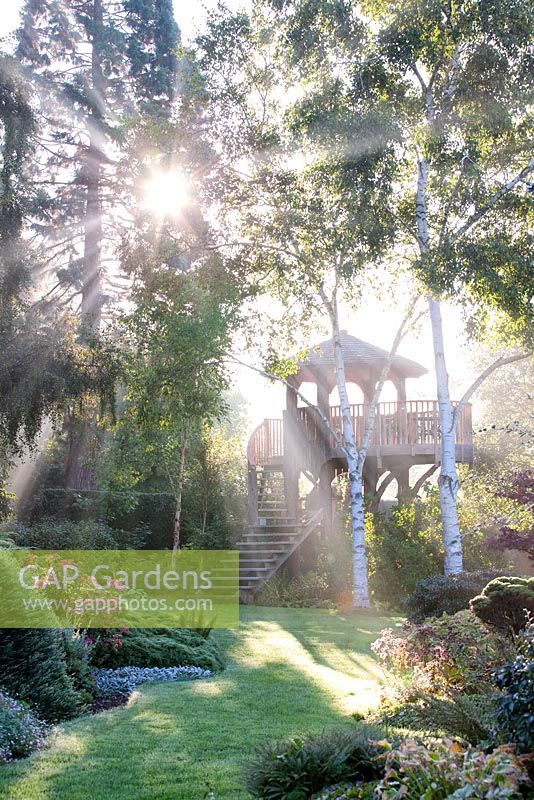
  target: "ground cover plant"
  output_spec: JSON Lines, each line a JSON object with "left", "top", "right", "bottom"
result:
{"left": 88, "top": 628, "right": 225, "bottom": 671}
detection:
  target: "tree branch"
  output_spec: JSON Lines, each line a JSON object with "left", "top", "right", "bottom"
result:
{"left": 451, "top": 157, "right": 534, "bottom": 244}
{"left": 452, "top": 352, "right": 532, "bottom": 429}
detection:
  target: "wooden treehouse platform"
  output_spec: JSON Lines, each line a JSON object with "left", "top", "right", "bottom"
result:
{"left": 238, "top": 333, "right": 474, "bottom": 601}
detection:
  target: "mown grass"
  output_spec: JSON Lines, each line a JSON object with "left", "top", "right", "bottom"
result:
{"left": 0, "top": 606, "right": 397, "bottom": 800}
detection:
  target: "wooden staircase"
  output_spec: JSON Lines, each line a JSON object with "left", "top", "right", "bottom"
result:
{"left": 238, "top": 467, "right": 323, "bottom": 600}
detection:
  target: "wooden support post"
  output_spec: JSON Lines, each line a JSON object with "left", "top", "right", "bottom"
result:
{"left": 247, "top": 466, "right": 259, "bottom": 527}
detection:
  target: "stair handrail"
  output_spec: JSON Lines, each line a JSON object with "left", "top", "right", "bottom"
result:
{"left": 247, "top": 420, "right": 267, "bottom": 466}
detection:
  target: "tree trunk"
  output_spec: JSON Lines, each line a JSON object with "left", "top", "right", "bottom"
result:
{"left": 81, "top": 0, "right": 104, "bottom": 333}
{"left": 416, "top": 153, "right": 463, "bottom": 574}
{"left": 172, "top": 431, "right": 189, "bottom": 551}
{"left": 428, "top": 296, "right": 463, "bottom": 574}
{"left": 330, "top": 306, "right": 370, "bottom": 608}
{"left": 66, "top": 0, "right": 104, "bottom": 490}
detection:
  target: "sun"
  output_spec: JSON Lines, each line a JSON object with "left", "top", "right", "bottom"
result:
{"left": 143, "top": 170, "right": 190, "bottom": 217}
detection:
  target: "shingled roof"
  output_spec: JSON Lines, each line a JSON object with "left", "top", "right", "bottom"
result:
{"left": 300, "top": 330, "right": 427, "bottom": 379}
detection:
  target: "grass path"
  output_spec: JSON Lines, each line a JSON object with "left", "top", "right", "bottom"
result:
{"left": 0, "top": 607, "right": 395, "bottom": 800}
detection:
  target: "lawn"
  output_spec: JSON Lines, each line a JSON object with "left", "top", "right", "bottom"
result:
{"left": 0, "top": 606, "right": 396, "bottom": 800}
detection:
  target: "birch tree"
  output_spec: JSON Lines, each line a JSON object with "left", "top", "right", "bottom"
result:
{"left": 365, "top": 0, "right": 534, "bottom": 573}
{"left": 262, "top": 0, "right": 533, "bottom": 575}
{"left": 199, "top": 6, "right": 418, "bottom": 606}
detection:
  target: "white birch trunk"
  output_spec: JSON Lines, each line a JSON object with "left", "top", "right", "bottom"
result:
{"left": 428, "top": 297, "right": 463, "bottom": 574}
{"left": 330, "top": 307, "right": 370, "bottom": 608}
{"left": 416, "top": 155, "right": 463, "bottom": 574}
{"left": 172, "top": 429, "right": 189, "bottom": 552}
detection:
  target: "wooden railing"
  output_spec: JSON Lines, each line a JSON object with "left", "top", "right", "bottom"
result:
{"left": 247, "top": 418, "right": 284, "bottom": 466}
{"left": 248, "top": 401, "right": 473, "bottom": 467}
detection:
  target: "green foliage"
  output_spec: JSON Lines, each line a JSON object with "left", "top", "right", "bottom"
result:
{"left": 89, "top": 628, "right": 225, "bottom": 672}
{"left": 60, "top": 630, "right": 97, "bottom": 704}
{"left": 244, "top": 724, "right": 387, "bottom": 800}
{"left": 367, "top": 503, "right": 443, "bottom": 606}
{"left": 0, "top": 691, "right": 48, "bottom": 763}
{"left": 8, "top": 518, "right": 142, "bottom": 550}
{"left": 0, "top": 629, "right": 83, "bottom": 722}
{"left": 493, "top": 623, "right": 534, "bottom": 753}
{"left": 405, "top": 570, "right": 505, "bottom": 623}
{"left": 256, "top": 571, "right": 335, "bottom": 608}
{"left": 375, "top": 740, "right": 528, "bottom": 800}
{"left": 365, "top": 483, "right": 509, "bottom": 609}
{"left": 370, "top": 691, "right": 497, "bottom": 746}
{"left": 471, "top": 576, "right": 534, "bottom": 633}
{"left": 371, "top": 610, "right": 513, "bottom": 695}
{"left": 311, "top": 785, "right": 375, "bottom": 800}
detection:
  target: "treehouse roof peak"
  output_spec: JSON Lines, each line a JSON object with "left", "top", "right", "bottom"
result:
{"left": 291, "top": 330, "right": 427, "bottom": 388}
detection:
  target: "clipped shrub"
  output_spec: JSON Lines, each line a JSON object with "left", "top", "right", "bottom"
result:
{"left": 0, "top": 629, "right": 83, "bottom": 722}
{"left": 0, "top": 691, "right": 48, "bottom": 763}
{"left": 374, "top": 740, "right": 528, "bottom": 800}
{"left": 371, "top": 610, "right": 513, "bottom": 695}
{"left": 89, "top": 628, "right": 225, "bottom": 672}
{"left": 493, "top": 623, "right": 534, "bottom": 753}
{"left": 244, "top": 724, "right": 387, "bottom": 800}
{"left": 470, "top": 576, "right": 534, "bottom": 633}
{"left": 405, "top": 570, "right": 504, "bottom": 623}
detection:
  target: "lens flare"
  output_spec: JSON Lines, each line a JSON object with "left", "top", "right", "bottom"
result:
{"left": 144, "top": 170, "right": 190, "bottom": 217}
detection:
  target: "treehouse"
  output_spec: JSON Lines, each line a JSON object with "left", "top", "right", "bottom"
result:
{"left": 238, "top": 331, "right": 474, "bottom": 600}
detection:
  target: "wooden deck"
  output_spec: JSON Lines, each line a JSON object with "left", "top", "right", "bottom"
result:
{"left": 247, "top": 400, "right": 473, "bottom": 468}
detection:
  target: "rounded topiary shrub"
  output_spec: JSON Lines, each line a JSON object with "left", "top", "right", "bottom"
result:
{"left": 404, "top": 570, "right": 504, "bottom": 623}
{"left": 470, "top": 576, "right": 534, "bottom": 633}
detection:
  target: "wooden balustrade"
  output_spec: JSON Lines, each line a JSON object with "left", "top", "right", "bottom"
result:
{"left": 248, "top": 401, "right": 473, "bottom": 467}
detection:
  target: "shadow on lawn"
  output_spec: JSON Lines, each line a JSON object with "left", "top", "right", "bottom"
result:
{"left": 0, "top": 610, "right": 389, "bottom": 800}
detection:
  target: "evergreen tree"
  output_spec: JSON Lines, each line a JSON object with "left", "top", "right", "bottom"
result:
{"left": 15, "top": 0, "right": 180, "bottom": 488}
{"left": 0, "top": 629, "right": 82, "bottom": 722}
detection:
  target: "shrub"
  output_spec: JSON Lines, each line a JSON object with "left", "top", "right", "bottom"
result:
{"left": 244, "top": 724, "right": 387, "bottom": 800}
{"left": 0, "top": 629, "right": 83, "bottom": 722}
{"left": 93, "top": 665, "right": 212, "bottom": 697}
{"left": 89, "top": 628, "right": 225, "bottom": 672}
{"left": 374, "top": 740, "right": 528, "bottom": 800}
{"left": 369, "top": 691, "right": 497, "bottom": 745}
{"left": 311, "top": 784, "right": 376, "bottom": 800}
{"left": 256, "top": 571, "right": 335, "bottom": 608}
{"left": 405, "top": 570, "right": 504, "bottom": 623}
{"left": 60, "top": 630, "right": 96, "bottom": 703}
{"left": 493, "top": 623, "right": 534, "bottom": 753}
{"left": 371, "top": 610, "right": 513, "bottom": 695}
{"left": 367, "top": 503, "right": 444, "bottom": 607}
{"left": 9, "top": 518, "right": 142, "bottom": 550}
{"left": 0, "top": 691, "right": 48, "bottom": 763}
{"left": 471, "top": 576, "right": 534, "bottom": 633}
